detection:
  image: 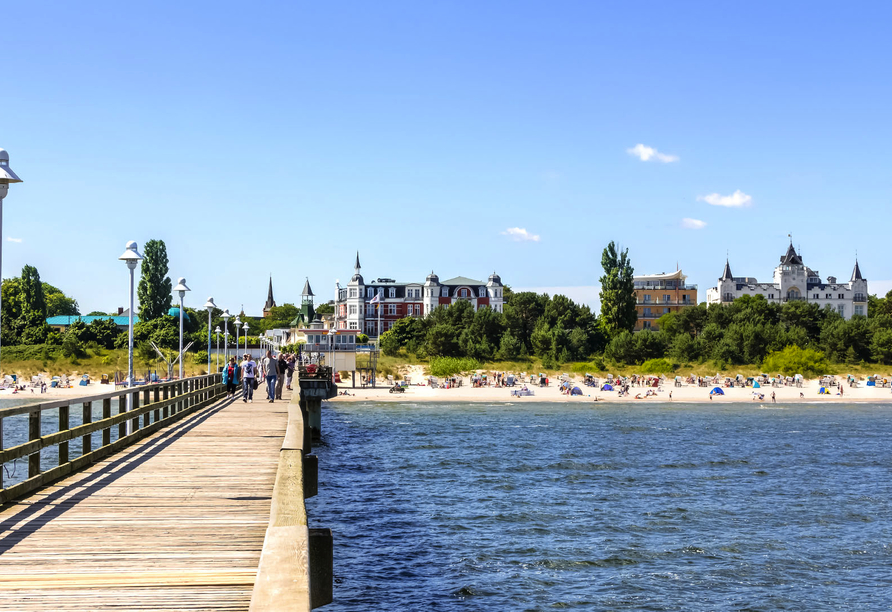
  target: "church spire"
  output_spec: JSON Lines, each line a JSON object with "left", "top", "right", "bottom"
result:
{"left": 720, "top": 258, "right": 733, "bottom": 281}
{"left": 355, "top": 250, "right": 361, "bottom": 271}
{"left": 263, "top": 276, "right": 276, "bottom": 316}
{"left": 851, "top": 259, "right": 864, "bottom": 281}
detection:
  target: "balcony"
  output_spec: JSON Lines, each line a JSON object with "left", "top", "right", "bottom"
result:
{"left": 636, "top": 299, "right": 695, "bottom": 306}
{"left": 854, "top": 294, "right": 867, "bottom": 303}
{"left": 633, "top": 283, "right": 698, "bottom": 290}
{"left": 783, "top": 296, "right": 807, "bottom": 302}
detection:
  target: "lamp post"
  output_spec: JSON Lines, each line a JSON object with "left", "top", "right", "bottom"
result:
{"left": 234, "top": 315, "right": 242, "bottom": 359}
{"left": 118, "top": 241, "right": 143, "bottom": 434}
{"left": 173, "top": 278, "right": 190, "bottom": 380}
{"left": 243, "top": 321, "right": 249, "bottom": 356}
{"left": 0, "top": 148, "right": 23, "bottom": 374}
{"left": 221, "top": 310, "right": 231, "bottom": 363}
{"left": 214, "top": 326, "right": 221, "bottom": 371}
{"left": 204, "top": 297, "right": 216, "bottom": 374}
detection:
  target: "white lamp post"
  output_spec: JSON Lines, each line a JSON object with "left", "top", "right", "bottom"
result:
{"left": 214, "top": 326, "right": 221, "bottom": 371}
{"left": 234, "top": 315, "right": 242, "bottom": 359}
{"left": 173, "top": 278, "right": 190, "bottom": 380}
{"left": 204, "top": 297, "right": 216, "bottom": 373}
{"left": 243, "top": 321, "right": 249, "bottom": 356}
{"left": 0, "top": 148, "right": 23, "bottom": 373}
{"left": 118, "top": 241, "right": 143, "bottom": 433}
{"left": 221, "top": 309, "right": 231, "bottom": 363}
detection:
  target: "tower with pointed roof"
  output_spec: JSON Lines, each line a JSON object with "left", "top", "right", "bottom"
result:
{"left": 262, "top": 277, "right": 276, "bottom": 317}
{"left": 706, "top": 242, "right": 868, "bottom": 318}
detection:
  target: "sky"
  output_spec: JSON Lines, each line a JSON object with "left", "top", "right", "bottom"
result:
{"left": 3, "top": 1, "right": 891, "bottom": 314}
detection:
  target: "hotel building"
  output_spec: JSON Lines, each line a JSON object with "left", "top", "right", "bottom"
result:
{"left": 633, "top": 269, "right": 698, "bottom": 330}
{"left": 705, "top": 244, "right": 868, "bottom": 319}
{"left": 334, "top": 253, "right": 505, "bottom": 336}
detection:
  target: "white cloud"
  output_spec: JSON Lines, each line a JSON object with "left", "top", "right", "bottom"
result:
{"left": 626, "top": 143, "right": 679, "bottom": 163}
{"left": 502, "top": 227, "right": 541, "bottom": 242}
{"left": 7, "top": 237, "right": 22, "bottom": 243}
{"left": 698, "top": 189, "right": 752, "bottom": 208}
{"left": 681, "top": 218, "right": 707, "bottom": 229}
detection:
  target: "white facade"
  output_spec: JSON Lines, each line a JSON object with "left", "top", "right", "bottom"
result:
{"left": 705, "top": 244, "right": 868, "bottom": 319}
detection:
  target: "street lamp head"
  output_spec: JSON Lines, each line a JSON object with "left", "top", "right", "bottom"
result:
{"left": 0, "top": 148, "right": 23, "bottom": 185}
{"left": 174, "top": 277, "right": 190, "bottom": 299}
{"left": 221, "top": 309, "right": 231, "bottom": 322}
{"left": 214, "top": 326, "right": 221, "bottom": 333}
{"left": 118, "top": 240, "right": 144, "bottom": 270}
{"left": 243, "top": 322, "right": 249, "bottom": 331}
{"left": 204, "top": 296, "right": 216, "bottom": 311}
{"left": 234, "top": 316, "right": 241, "bottom": 326}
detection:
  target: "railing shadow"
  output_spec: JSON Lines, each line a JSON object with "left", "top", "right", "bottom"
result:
{"left": 0, "top": 395, "right": 237, "bottom": 554}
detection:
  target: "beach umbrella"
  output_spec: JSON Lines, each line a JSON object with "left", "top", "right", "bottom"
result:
{"left": 601, "top": 383, "right": 614, "bottom": 391}
{"left": 571, "top": 387, "right": 583, "bottom": 396}
{"left": 710, "top": 387, "right": 724, "bottom": 395}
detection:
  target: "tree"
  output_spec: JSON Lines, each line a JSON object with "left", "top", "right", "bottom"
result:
{"left": 504, "top": 292, "right": 546, "bottom": 351}
{"left": 43, "top": 282, "right": 80, "bottom": 317}
{"left": 315, "top": 303, "right": 334, "bottom": 315}
{"left": 20, "top": 265, "right": 47, "bottom": 319}
{"left": 599, "top": 242, "right": 636, "bottom": 336}
{"left": 137, "top": 239, "right": 172, "bottom": 321}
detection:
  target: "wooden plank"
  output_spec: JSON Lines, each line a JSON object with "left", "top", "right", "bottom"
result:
{"left": 0, "top": 387, "right": 288, "bottom": 611}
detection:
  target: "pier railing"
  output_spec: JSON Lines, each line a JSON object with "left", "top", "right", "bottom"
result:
{"left": 0, "top": 374, "right": 224, "bottom": 504}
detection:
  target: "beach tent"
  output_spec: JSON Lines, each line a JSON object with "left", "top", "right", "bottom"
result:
{"left": 819, "top": 386, "right": 828, "bottom": 394}
{"left": 710, "top": 387, "right": 724, "bottom": 396}
{"left": 571, "top": 387, "right": 583, "bottom": 396}
{"left": 601, "top": 383, "right": 614, "bottom": 391}
{"left": 753, "top": 381, "right": 761, "bottom": 388}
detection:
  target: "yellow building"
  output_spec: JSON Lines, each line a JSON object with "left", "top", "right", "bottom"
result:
{"left": 633, "top": 270, "right": 698, "bottom": 331}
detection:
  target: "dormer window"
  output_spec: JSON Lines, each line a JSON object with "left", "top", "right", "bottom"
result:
{"left": 441, "top": 287, "right": 449, "bottom": 297}
{"left": 479, "top": 287, "right": 485, "bottom": 297}
{"left": 388, "top": 287, "right": 395, "bottom": 298}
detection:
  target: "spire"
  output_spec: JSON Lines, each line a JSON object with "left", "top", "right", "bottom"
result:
{"left": 355, "top": 251, "right": 361, "bottom": 271}
{"left": 302, "top": 277, "right": 314, "bottom": 297}
{"left": 781, "top": 243, "right": 803, "bottom": 265}
{"left": 264, "top": 277, "right": 276, "bottom": 311}
{"left": 720, "top": 259, "right": 733, "bottom": 281}
{"left": 851, "top": 259, "right": 863, "bottom": 281}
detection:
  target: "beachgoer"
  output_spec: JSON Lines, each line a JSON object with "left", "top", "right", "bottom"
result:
{"left": 771, "top": 391, "right": 776, "bottom": 403}
{"left": 275, "top": 353, "right": 287, "bottom": 399}
{"left": 262, "top": 350, "right": 277, "bottom": 403}
{"left": 241, "top": 353, "right": 256, "bottom": 403}
{"left": 223, "top": 356, "right": 240, "bottom": 398}
{"left": 285, "top": 354, "right": 295, "bottom": 390}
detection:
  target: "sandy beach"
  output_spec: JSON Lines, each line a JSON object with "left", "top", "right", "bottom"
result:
{"left": 330, "top": 373, "right": 892, "bottom": 404}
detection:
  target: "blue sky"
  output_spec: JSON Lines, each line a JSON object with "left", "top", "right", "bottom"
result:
{"left": 3, "top": 1, "right": 891, "bottom": 314}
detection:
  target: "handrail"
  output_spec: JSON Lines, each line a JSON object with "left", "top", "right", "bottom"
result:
{"left": 0, "top": 373, "right": 224, "bottom": 504}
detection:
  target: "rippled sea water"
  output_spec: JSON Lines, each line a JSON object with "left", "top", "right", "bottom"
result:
{"left": 306, "top": 401, "right": 892, "bottom": 611}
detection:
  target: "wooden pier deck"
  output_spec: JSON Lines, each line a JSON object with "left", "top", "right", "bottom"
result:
{"left": 0, "top": 394, "right": 289, "bottom": 611}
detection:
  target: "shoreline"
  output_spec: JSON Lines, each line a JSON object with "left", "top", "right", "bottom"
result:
{"left": 329, "top": 381, "right": 892, "bottom": 404}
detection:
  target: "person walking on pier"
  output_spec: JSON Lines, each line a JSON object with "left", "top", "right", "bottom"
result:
{"left": 275, "top": 353, "right": 287, "bottom": 400}
{"left": 263, "top": 349, "right": 277, "bottom": 403}
{"left": 223, "top": 356, "right": 240, "bottom": 398}
{"left": 241, "top": 353, "right": 256, "bottom": 403}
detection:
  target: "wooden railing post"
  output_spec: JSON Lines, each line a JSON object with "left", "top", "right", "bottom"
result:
{"left": 154, "top": 386, "right": 161, "bottom": 422}
{"left": 162, "top": 384, "right": 170, "bottom": 419}
{"left": 28, "top": 409, "right": 41, "bottom": 478}
{"left": 102, "top": 398, "right": 112, "bottom": 446}
{"left": 0, "top": 418, "right": 4, "bottom": 489}
{"left": 58, "top": 404, "right": 70, "bottom": 465}
{"left": 82, "top": 401, "right": 92, "bottom": 455}
{"left": 131, "top": 389, "right": 140, "bottom": 432}
{"left": 118, "top": 393, "right": 128, "bottom": 439}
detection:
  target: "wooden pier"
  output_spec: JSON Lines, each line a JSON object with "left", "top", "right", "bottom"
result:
{"left": 0, "top": 377, "right": 308, "bottom": 610}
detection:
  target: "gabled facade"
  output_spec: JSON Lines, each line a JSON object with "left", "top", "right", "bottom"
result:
{"left": 335, "top": 252, "right": 505, "bottom": 336}
{"left": 705, "top": 244, "right": 868, "bottom": 319}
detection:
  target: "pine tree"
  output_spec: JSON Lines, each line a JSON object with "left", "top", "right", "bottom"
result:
{"left": 599, "top": 241, "right": 637, "bottom": 336}
{"left": 137, "top": 239, "right": 173, "bottom": 321}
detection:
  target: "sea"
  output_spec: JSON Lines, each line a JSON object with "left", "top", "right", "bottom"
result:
{"left": 306, "top": 401, "right": 892, "bottom": 611}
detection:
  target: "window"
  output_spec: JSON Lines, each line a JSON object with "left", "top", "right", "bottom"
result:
{"left": 855, "top": 305, "right": 864, "bottom": 316}
{"left": 349, "top": 322, "right": 357, "bottom": 330}
{"left": 406, "top": 304, "right": 413, "bottom": 316}
{"left": 682, "top": 295, "right": 690, "bottom": 304}
{"left": 663, "top": 308, "right": 670, "bottom": 314}
{"left": 643, "top": 307, "right": 651, "bottom": 317}
{"left": 838, "top": 293, "right": 845, "bottom": 300}
{"left": 837, "top": 304, "right": 845, "bottom": 316}
{"left": 359, "top": 304, "right": 363, "bottom": 315}
{"left": 377, "top": 288, "right": 384, "bottom": 297}
{"left": 854, "top": 293, "right": 866, "bottom": 302}
{"left": 348, "top": 305, "right": 356, "bottom": 315}
{"left": 643, "top": 295, "right": 651, "bottom": 303}
{"left": 768, "top": 294, "right": 774, "bottom": 299}
{"left": 367, "top": 288, "right": 374, "bottom": 298}
{"left": 663, "top": 294, "right": 671, "bottom": 303}
{"left": 643, "top": 321, "right": 652, "bottom": 329}
{"left": 349, "top": 288, "right": 356, "bottom": 298}
{"left": 825, "top": 294, "right": 831, "bottom": 299}
{"left": 388, "top": 287, "right": 396, "bottom": 298}
{"left": 388, "top": 304, "right": 396, "bottom": 315}
{"left": 479, "top": 287, "right": 486, "bottom": 297}
{"left": 813, "top": 294, "right": 819, "bottom": 299}
{"left": 460, "top": 288, "right": 469, "bottom": 298}
{"left": 442, "top": 287, "right": 449, "bottom": 297}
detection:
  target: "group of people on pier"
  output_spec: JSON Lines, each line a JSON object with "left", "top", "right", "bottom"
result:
{"left": 221, "top": 350, "right": 297, "bottom": 403}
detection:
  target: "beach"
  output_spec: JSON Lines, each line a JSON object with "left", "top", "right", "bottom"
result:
{"left": 331, "top": 373, "right": 892, "bottom": 404}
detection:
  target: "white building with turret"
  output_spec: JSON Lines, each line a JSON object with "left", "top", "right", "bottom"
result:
{"left": 335, "top": 252, "right": 505, "bottom": 336}
{"left": 705, "top": 244, "right": 868, "bottom": 319}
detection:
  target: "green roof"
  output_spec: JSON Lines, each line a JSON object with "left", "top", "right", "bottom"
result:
{"left": 46, "top": 315, "right": 139, "bottom": 326}
{"left": 440, "top": 276, "right": 484, "bottom": 286}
